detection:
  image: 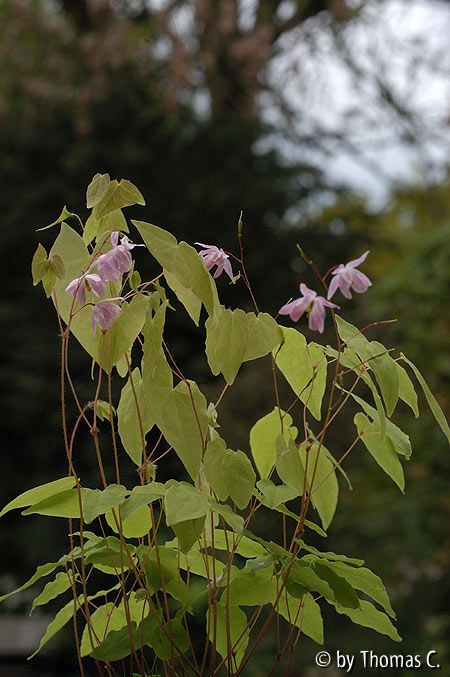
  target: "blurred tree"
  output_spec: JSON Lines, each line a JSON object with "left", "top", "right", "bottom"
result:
{"left": 293, "top": 181, "right": 450, "bottom": 671}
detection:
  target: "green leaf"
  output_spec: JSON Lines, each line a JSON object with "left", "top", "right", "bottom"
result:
{"left": 133, "top": 221, "right": 219, "bottom": 317}
{"left": 327, "top": 345, "right": 387, "bottom": 439}
{"left": 100, "top": 294, "right": 148, "bottom": 368}
{"left": 95, "top": 400, "right": 114, "bottom": 422}
{"left": 299, "top": 441, "right": 339, "bottom": 531}
{"left": 164, "top": 269, "right": 202, "bottom": 326}
{"left": 31, "top": 243, "right": 49, "bottom": 285}
{"left": 321, "top": 560, "right": 395, "bottom": 618}
{"left": 355, "top": 413, "right": 405, "bottom": 491}
{"left": 22, "top": 488, "right": 89, "bottom": 518}
{"left": 401, "top": 354, "right": 450, "bottom": 445}
{"left": 90, "top": 613, "right": 160, "bottom": 661}
{"left": 129, "top": 269, "right": 141, "bottom": 291}
{"left": 205, "top": 308, "right": 249, "bottom": 384}
{"left": 332, "top": 599, "right": 401, "bottom": 642}
{"left": 50, "top": 224, "right": 147, "bottom": 371}
{"left": 335, "top": 317, "right": 399, "bottom": 416}
{"left": 225, "top": 566, "right": 276, "bottom": 606}
{"left": 276, "top": 437, "right": 304, "bottom": 494}
{"left": 306, "top": 342, "right": 328, "bottom": 420}
{"left": 86, "top": 173, "right": 110, "bottom": 209}
{"left": 106, "top": 503, "right": 153, "bottom": 539}
{"left": 203, "top": 437, "right": 229, "bottom": 501}
{"left": 42, "top": 268, "right": 56, "bottom": 298}
{"left": 313, "top": 562, "right": 359, "bottom": 609}
{"left": 29, "top": 599, "right": 75, "bottom": 659}
{"left": 250, "top": 407, "right": 296, "bottom": 479}
{"left": 141, "top": 303, "right": 173, "bottom": 420}
{"left": 48, "top": 254, "right": 65, "bottom": 280}
{"left": 84, "top": 209, "right": 129, "bottom": 245}
{"left": 0, "top": 562, "right": 60, "bottom": 603}
{"left": 304, "top": 520, "right": 327, "bottom": 538}
{"left": 222, "top": 450, "right": 256, "bottom": 510}
{"left": 206, "top": 310, "right": 283, "bottom": 385}
{"left": 84, "top": 536, "right": 135, "bottom": 569}
{"left": 275, "top": 592, "right": 323, "bottom": 644}
{"left": 37, "top": 205, "right": 76, "bottom": 231}
{"left": 0, "top": 476, "right": 76, "bottom": 517}
{"left": 347, "top": 390, "right": 412, "bottom": 460}
{"left": 82, "top": 484, "right": 128, "bottom": 524}
{"left": 396, "top": 362, "right": 419, "bottom": 417}
{"left": 164, "top": 482, "right": 209, "bottom": 526}
{"left": 30, "top": 571, "right": 74, "bottom": 615}
{"left": 256, "top": 479, "right": 299, "bottom": 508}
{"left": 274, "top": 328, "right": 327, "bottom": 421}
{"left": 117, "top": 368, "right": 155, "bottom": 465}
{"left": 151, "top": 618, "right": 190, "bottom": 660}
{"left": 300, "top": 544, "right": 364, "bottom": 567}
{"left": 120, "top": 483, "right": 165, "bottom": 520}
{"left": 159, "top": 380, "right": 209, "bottom": 480}
{"left": 172, "top": 516, "right": 206, "bottom": 553}
{"left": 242, "top": 313, "right": 283, "bottom": 362}
{"left": 139, "top": 546, "right": 189, "bottom": 604}
{"left": 80, "top": 602, "right": 127, "bottom": 657}
{"left": 208, "top": 501, "right": 244, "bottom": 534}
{"left": 296, "top": 562, "right": 355, "bottom": 608}
{"left": 81, "top": 594, "right": 148, "bottom": 657}
{"left": 94, "top": 179, "right": 145, "bottom": 219}
{"left": 208, "top": 604, "right": 249, "bottom": 670}
{"left": 28, "top": 585, "right": 121, "bottom": 658}
{"left": 175, "top": 549, "right": 227, "bottom": 580}
{"left": 368, "top": 341, "right": 400, "bottom": 417}
{"left": 204, "top": 529, "right": 266, "bottom": 558}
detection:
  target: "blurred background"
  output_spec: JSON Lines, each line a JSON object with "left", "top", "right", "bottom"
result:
{"left": 0, "top": 0, "right": 449, "bottom": 675}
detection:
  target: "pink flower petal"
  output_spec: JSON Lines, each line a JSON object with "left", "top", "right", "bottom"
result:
{"left": 299, "top": 283, "right": 316, "bottom": 300}
{"left": 350, "top": 270, "right": 372, "bottom": 293}
{"left": 195, "top": 242, "right": 233, "bottom": 280}
{"left": 86, "top": 274, "right": 106, "bottom": 299}
{"left": 223, "top": 258, "right": 234, "bottom": 280}
{"left": 92, "top": 300, "right": 121, "bottom": 333}
{"left": 327, "top": 275, "right": 340, "bottom": 300}
{"left": 66, "top": 277, "right": 86, "bottom": 305}
{"left": 279, "top": 298, "right": 308, "bottom": 322}
{"left": 308, "top": 302, "right": 325, "bottom": 333}
{"left": 346, "top": 250, "right": 369, "bottom": 269}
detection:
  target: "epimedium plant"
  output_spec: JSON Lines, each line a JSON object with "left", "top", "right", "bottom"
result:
{"left": 2, "top": 173, "right": 449, "bottom": 676}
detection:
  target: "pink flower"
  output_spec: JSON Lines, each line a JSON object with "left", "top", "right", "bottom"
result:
{"left": 279, "top": 283, "right": 338, "bottom": 334}
{"left": 65, "top": 273, "right": 106, "bottom": 306}
{"left": 195, "top": 242, "right": 234, "bottom": 280}
{"left": 96, "top": 232, "right": 142, "bottom": 282}
{"left": 327, "top": 251, "right": 372, "bottom": 300}
{"left": 92, "top": 299, "right": 122, "bottom": 333}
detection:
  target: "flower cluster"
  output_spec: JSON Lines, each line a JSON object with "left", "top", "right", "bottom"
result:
{"left": 279, "top": 252, "right": 372, "bottom": 333}
{"left": 195, "top": 242, "right": 371, "bottom": 334}
{"left": 65, "top": 232, "right": 141, "bottom": 332}
{"left": 195, "top": 243, "right": 234, "bottom": 281}
{"left": 279, "top": 284, "right": 338, "bottom": 334}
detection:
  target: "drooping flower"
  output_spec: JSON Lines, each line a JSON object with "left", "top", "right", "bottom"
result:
{"left": 279, "top": 283, "right": 338, "bottom": 334}
{"left": 92, "top": 299, "right": 122, "bottom": 333}
{"left": 207, "top": 572, "right": 224, "bottom": 589}
{"left": 66, "top": 273, "right": 106, "bottom": 306}
{"left": 327, "top": 251, "right": 372, "bottom": 300}
{"left": 96, "top": 232, "right": 142, "bottom": 282}
{"left": 195, "top": 242, "right": 234, "bottom": 280}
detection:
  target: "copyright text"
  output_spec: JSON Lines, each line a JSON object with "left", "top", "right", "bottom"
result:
{"left": 315, "top": 649, "right": 441, "bottom": 671}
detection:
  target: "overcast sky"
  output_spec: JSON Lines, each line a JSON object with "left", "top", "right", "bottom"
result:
{"left": 265, "top": 0, "right": 450, "bottom": 208}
